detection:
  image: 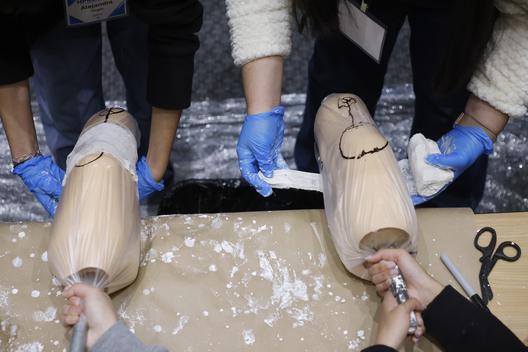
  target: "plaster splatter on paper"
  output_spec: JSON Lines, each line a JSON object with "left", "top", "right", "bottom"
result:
{"left": 172, "top": 315, "right": 190, "bottom": 335}
{"left": 360, "top": 292, "right": 369, "bottom": 301}
{"left": 153, "top": 324, "right": 163, "bottom": 333}
{"left": 242, "top": 329, "right": 255, "bottom": 345}
{"left": 40, "top": 251, "right": 48, "bottom": 262}
{"left": 357, "top": 330, "right": 365, "bottom": 340}
{"left": 118, "top": 305, "right": 147, "bottom": 332}
{"left": 161, "top": 251, "right": 175, "bottom": 263}
{"left": 184, "top": 237, "right": 196, "bottom": 248}
{"left": 211, "top": 216, "right": 223, "bottom": 229}
{"left": 17, "top": 232, "right": 26, "bottom": 239}
{"left": 12, "top": 257, "right": 23, "bottom": 268}
{"left": 209, "top": 264, "right": 218, "bottom": 272}
{"left": 0, "top": 287, "right": 9, "bottom": 307}
{"left": 30, "top": 290, "right": 40, "bottom": 298}
{"left": 32, "top": 307, "right": 57, "bottom": 322}
{"left": 14, "top": 342, "right": 44, "bottom": 352}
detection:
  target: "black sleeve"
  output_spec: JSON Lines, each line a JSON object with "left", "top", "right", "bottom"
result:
{"left": 0, "top": 15, "right": 33, "bottom": 85}
{"left": 423, "top": 286, "right": 527, "bottom": 351}
{"left": 361, "top": 345, "right": 398, "bottom": 352}
{"left": 129, "top": 0, "right": 203, "bottom": 110}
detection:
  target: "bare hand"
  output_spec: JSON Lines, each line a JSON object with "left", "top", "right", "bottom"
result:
{"left": 366, "top": 249, "right": 443, "bottom": 307}
{"left": 62, "top": 284, "right": 117, "bottom": 349}
{"left": 376, "top": 292, "right": 425, "bottom": 349}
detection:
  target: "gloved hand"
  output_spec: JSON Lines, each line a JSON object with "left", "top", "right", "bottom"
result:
{"left": 237, "top": 106, "right": 288, "bottom": 197}
{"left": 136, "top": 156, "right": 164, "bottom": 200}
{"left": 13, "top": 155, "right": 64, "bottom": 217}
{"left": 412, "top": 125, "right": 493, "bottom": 205}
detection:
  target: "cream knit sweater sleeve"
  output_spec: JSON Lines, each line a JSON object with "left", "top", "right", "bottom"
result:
{"left": 225, "top": 0, "right": 292, "bottom": 66}
{"left": 468, "top": 0, "right": 528, "bottom": 117}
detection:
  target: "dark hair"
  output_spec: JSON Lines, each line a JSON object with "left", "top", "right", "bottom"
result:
{"left": 434, "top": 0, "right": 498, "bottom": 96}
{"left": 291, "top": 0, "right": 340, "bottom": 36}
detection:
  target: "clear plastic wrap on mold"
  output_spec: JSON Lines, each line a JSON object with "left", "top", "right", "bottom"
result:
{"left": 314, "top": 94, "right": 418, "bottom": 278}
{"left": 48, "top": 108, "right": 141, "bottom": 293}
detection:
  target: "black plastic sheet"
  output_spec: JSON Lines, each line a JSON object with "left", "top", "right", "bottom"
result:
{"left": 158, "top": 179, "right": 324, "bottom": 215}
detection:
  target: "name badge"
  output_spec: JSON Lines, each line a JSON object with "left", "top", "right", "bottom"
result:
{"left": 64, "top": 0, "right": 127, "bottom": 26}
{"left": 338, "top": 0, "right": 387, "bottom": 63}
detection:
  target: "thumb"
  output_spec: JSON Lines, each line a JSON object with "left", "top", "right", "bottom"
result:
{"left": 401, "top": 298, "right": 424, "bottom": 313}
{"left": 365, "top": 249, "right": 401, "bottom": 264}
{"left": 426, "top": 153, "right": 465, "bottom": 170}
{"left": 63, "top": 283, "right": 94, "bottom": 300}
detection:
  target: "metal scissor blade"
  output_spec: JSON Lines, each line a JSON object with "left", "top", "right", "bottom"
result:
{"left": 478, "top": 272, "right": 493, "bottom": 304}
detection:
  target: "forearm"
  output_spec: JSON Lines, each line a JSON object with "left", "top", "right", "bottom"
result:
{"left": 458, "top": 94, "right": 509, "bottom": 141}
{"left": 146, "top": 107, "right": 181, "bottom": 181}
{"left": 92, "top": 321, "right": 168, "bottom": 352}
{"left": 0, "top": 80, "right": 39, "bottom": 163}
{"left": 242, "top": 56, "right": 283, "bottom": 115}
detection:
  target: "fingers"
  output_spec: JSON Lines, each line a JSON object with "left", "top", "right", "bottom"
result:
{"left": 425, "top": 153, "right": 464, "bottom": 170}
{"left": 61, "top": 303, "right": 82, "bottom": 327}
{"left": 366, "top": 249, "right": 407, "bottom": 265}
{"left": 239, "top": 160, "right": 273, "bottom": 197}
{"left": 402, "top": 297, "right": 424, "bottom": 313}
{"left": 412, "top": 194, "right": 430, "bottom": 206}
{"left": 63, "top": 283, "right": 94, "bottom": 299}
{"left": 257, "top": 155, "right": 276, "bottom": 178}
{"left": 35, "top": 193, "right": 58, "bottom": 217}
{"left": 275, "top": 153, "right": 289, "bottom": 170}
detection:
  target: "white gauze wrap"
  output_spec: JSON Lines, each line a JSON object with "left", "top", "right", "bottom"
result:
{"left": 64, "top": 122, "right": 138, "bottom": 184}
{"left": 407, "top": 133, "right": 454, "bottom": 197}
{"left": 258, "top": 169, "right": 323, "bottom": 192}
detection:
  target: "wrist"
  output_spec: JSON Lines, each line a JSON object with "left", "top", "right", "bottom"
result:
{"left": 12, "top": 150, "right": 42, "bottom": 168}
{"left": 456, "top": 112, "right": 497, "bottom": 142}
{"left": 92, "top": 316, "right": 118, "bottom": 343}
{"left": 461, "top": 94, "right": 509, "bottom": 140}
{"left": 145, "top": 155, "right": 166, "bottom": 183}
{"left": 421, "top": 279, "right": 444, "bottom": 306}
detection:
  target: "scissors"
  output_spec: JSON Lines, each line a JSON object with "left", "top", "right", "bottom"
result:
{"left": 474, "top": 226, "right": 522, "bottom": 305}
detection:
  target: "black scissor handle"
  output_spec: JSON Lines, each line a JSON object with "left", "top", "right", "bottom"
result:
{"left": 474, "top": 227, "right": 497, "bottom": 257}
{"left": 494, "top": 241, "right": 522, "bottom": 262}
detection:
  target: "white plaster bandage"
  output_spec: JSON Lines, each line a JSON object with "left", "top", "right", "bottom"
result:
{"left": 64, "top": 122, "right": 138, "bottom": 183}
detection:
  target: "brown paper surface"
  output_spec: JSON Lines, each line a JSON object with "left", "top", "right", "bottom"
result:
{"left": 0, "top": 208, "right": 479, "bottom": 351}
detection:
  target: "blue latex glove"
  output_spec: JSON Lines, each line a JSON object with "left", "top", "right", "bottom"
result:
{"left": 412, "top": 125, "right": 493, "bottom": 205}
{"left": 237, "top": 106, "right": 287, "bottom": 197}
{"left": 13, "top": 155, "right": 64, "bottom": 217}
{"left": 136, "top": 156, "right": 164, "bottom": 200}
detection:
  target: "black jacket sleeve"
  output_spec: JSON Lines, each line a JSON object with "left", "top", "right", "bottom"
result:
{"left": 362, "top": 345, "right": 397, "bottom": 352}
{"left": 129, "top": 0, "right": 203, "bottom": 110}
{"left": 423, "top": 285, "right": 527, "bottom": 351}
{"left": 0, "top": 15, "right": 33, "bottom": 85}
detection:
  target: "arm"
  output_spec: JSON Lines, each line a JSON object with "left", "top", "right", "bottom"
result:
{"left": 423, "top": 286, "right": 526, "bottom": 351}
{"left": 225, "top": 0, "right": 291, "bottom": 196}
{"left": 468, "top": 7, "right": 528, "bottom": 119}
{"left": 242, "top": 56, "right": 283, "bottom": 114}
{"left": 63, "top": 284, "right": 168, "bottom": 352}
{"left": 226, "top": 0, "right": 290, "bottom": 113}
{"left": 0, "top": 80, "right": 39, "bottom": 162}
{"left": 92, "top": 321, "right": 168, "bottom": 352}
{"left": 128, "top": 0, "right": 203, "bottom": 195}
{"left": 457, "top": 94, "right": 509, "bottom": 142}
{"left": 367, "top": 250, "right": 525, "bottom": 351}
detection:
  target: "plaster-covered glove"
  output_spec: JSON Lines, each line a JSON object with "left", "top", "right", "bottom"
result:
{"left": 237, "top": 106, "right": 287, "bottom": 197}
{"left": 13, "top": 155, "right": 64, "bottom": 217}
{"left": 412, "top": 125, "right": 493, "bottom": 205}
{"left": 136, "top": 156, "right": 164, "bottom": 200}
